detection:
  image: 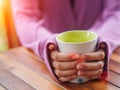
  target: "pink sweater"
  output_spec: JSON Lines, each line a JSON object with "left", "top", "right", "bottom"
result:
{"left": 11, "top": 0, "right": 120, "bottom": 82}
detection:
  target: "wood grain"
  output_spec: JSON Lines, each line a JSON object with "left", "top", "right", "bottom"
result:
{"left": 2, "top": 47, "right": 89, "bottom": 90}
{"left": 85, "top": 80, "right": 120, "bottom": 90}
{"left": 0, "top": 62, "right": 35, "bottom": 90}
{"left": 4, "top": 47, "right": 54, "bottom": 80}
{"left": 0, "top": 84, "right": 7, "bottom": 90}
{"left": 0, "top": 52, "right": 65, "bottom": 90}
{"left": 108, "top": 71, "right": 120, "bottom": 88}
{"left": 110, "top": 60, "right": 120, "bottom": 74}
{"left": 111, "top": 53, "right": 120, "bottom": 64}
{"left": 0, "top": 47, "right": 120, "bottom": 90}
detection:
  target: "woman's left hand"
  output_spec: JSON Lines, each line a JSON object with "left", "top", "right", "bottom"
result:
{"left": 76, "top": 49, "right": 105, "bottom": 79}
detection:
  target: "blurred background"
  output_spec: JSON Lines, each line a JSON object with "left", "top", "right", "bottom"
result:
{"left": 0, "top": 0, "right": 120, "bottom": 54}
{"left": 0, "top": 0, "right": 19, "bottom": 51}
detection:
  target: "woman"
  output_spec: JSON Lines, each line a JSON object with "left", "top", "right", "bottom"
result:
{"left": 11, "top": 0, "right": 120, "bottom": 83}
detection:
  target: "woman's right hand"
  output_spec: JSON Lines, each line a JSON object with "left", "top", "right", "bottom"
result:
{"left": 48, "top": 44, "right": 81, "bottom": 82}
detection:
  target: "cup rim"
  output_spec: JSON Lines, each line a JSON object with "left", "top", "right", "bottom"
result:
{"left": 56, "top": 30, "right": 98, "bottom": 44}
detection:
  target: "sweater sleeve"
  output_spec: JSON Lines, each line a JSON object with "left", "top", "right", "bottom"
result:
{"left": 11, "top": 0, "right": 59, "bottom": 82}
{"left": 90, "top": 0, "right": 120, "bottom": 79}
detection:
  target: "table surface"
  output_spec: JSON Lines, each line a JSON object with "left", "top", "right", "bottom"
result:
{"left": 0, "top": 47, "right": 120, "bottom": 90}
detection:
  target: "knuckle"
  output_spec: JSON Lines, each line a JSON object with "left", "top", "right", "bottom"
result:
{"left": 52, "top": 51, "right": 59, "bottom": 61}
{"left": 53, "top": 61, "right": 61, "bottom": 69}
{"left": 52, "top": 61, "right": 56, "bottom": 68}
{"left": 53, "top": 54, "right": 58, "bottom": 61}
{"left": 55, "top": 62, "right": 61, "bottom": 69}
{"left": 55, "top": 70, "right": 61, "bottom": 77}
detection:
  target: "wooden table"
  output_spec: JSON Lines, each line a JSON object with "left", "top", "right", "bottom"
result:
{"left": 0, "top": 47, "right": 120, "bottom": 90}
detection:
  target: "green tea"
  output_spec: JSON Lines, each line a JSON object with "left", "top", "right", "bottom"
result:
{"left": 57, "top": 30, "right": 97, "bottom": 43}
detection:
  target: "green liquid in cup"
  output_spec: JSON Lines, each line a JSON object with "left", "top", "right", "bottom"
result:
{"left": 57, "top": 30, "right": 97, "bottom": 43}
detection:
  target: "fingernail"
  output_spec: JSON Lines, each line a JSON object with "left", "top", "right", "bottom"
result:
{"left": 49, "top": 44, "right": 55, "bottom": 50}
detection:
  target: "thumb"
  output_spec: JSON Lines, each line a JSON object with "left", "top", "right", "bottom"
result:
{"left": 48, "top": 44, "right": 56, "bottom": 51}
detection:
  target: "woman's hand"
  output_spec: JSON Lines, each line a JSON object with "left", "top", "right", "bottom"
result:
{"left": 76, "top": 49, "right": 105, "bottom": 79}
{"left": 48, "top": 44, "right": 105, "bottom": 82}
{"left": 48, "top": 44, "right": 80, "bottom": 82}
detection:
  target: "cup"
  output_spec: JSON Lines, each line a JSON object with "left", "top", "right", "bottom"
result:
{"left": 56, "top": 30, "right": 98, "bottom": 83}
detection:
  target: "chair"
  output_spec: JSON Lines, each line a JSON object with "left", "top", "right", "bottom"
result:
{"left": 3, "top": 0, "right": 20, "bottom": 48}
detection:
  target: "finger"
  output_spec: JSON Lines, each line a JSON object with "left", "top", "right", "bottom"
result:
{"left": 59, "top": 75, "right": 77, "bottom": 82}
{"left": 48, "top": 44, "right": 56, "bottom": 51}
{"left": 51, "top": 51, "right": 80, "bottom": 62}
{"left": 99, "top": 43, "right": 106, "bottom": 49}
{"left": 78, "top": 55, "right": 86, "bottom": 63}
{"left": 52, "top": 60, "right": 79, "bottom": 70}
{"left": 78, "top": 69, "right": 103, "bottom": 78}
{"left": 83, "top": 49, "right": 105, "bottom": 61}
{"left": 55, "top": 69, "right": 77, "bottom": 77}
{"left": 77, "top": 61, "right": 104, "bottom": 70}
